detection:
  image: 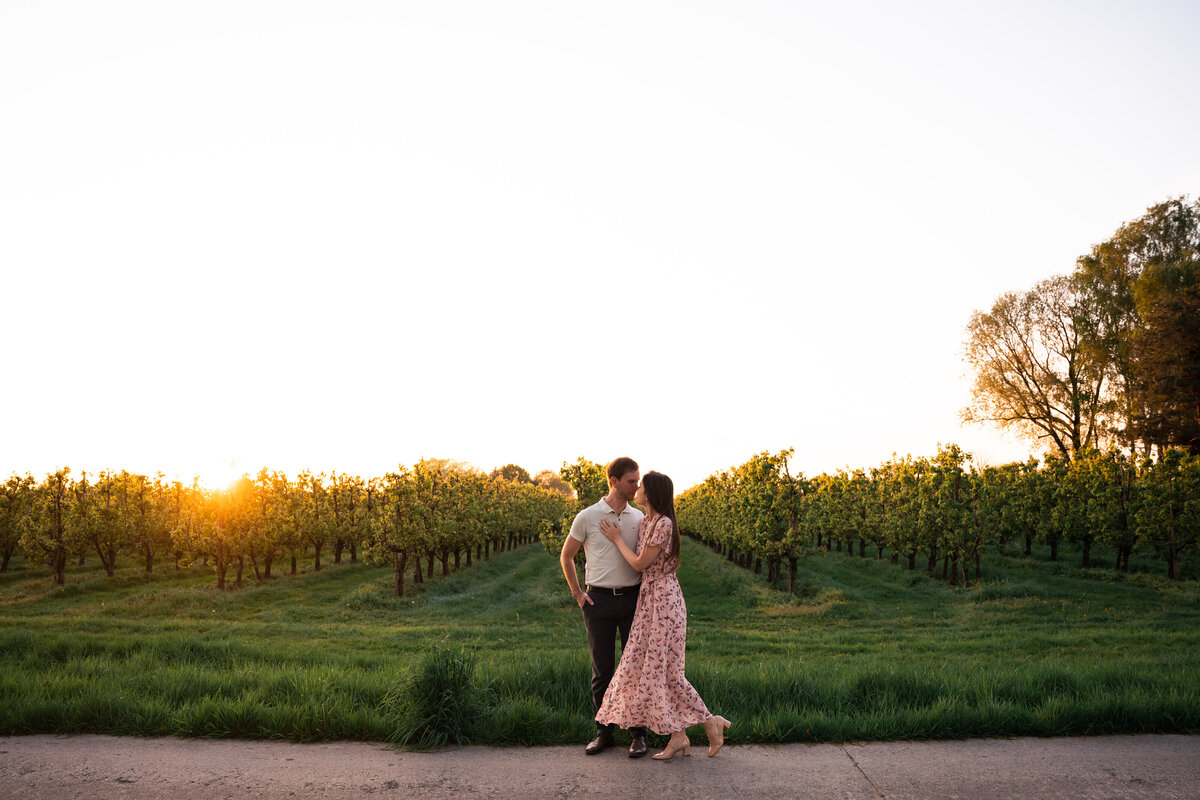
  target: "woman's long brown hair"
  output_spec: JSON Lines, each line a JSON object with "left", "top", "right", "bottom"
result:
{"left": 641, "top": 471, "right": 680, "bottom": 572}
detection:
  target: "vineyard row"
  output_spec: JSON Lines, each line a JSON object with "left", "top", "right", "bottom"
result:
{"left": 677, "top": 445, "right": 1200, "bottom": 588}
{"left": 1, "top": 462, "right": 575, "bottom": 594}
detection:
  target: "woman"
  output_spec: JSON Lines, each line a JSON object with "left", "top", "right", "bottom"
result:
{"left": 594, "top": 470, "right": 731, "bottom": 759}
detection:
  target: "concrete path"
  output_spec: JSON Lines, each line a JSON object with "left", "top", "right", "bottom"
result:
{"left": 1, "top": 734, "right": 1197, "bottom": 800}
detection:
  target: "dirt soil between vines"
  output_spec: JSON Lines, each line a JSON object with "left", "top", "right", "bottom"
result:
{"left": 1, "top": 733, "right": 1198, "bottom": 800}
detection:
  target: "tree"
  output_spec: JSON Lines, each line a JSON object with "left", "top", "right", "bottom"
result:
{"left": 886, "top": 455, "right": 927, "bottom": 570}
{"left": 1130, "top": 234, "right": 1200, "bottom": 454}
{"left": 20, "top": 469, "right": 81, "bottom": 585}
{"left": 364, "top": 466, "right": 424, "bottom": 597}
{"left": 1073, "top": 196, "right": 1200, "bottom": 454}
{"left": 125, "top": 472, "right": 170, "bottom": 572}
{"left": 328, "top": 472, "right": 366, "bottom": 564}
{"left": 732, "top": 450, "right": 796, "bottom": 580}
{"left": 412, "top": 459, "right": 452, "bottom": 581}
{"left": 419, "top": 458, "right": 482, "bottom": 476}
{"left": 246, "top": 469, "right": 289, "bottom": 580}
{"left": 0, "top": 473, "right": 35, "bottom": 571}
{"left": 489, "top": 464, "right": 533, "bottom": 484}
{"left": 278, "top": 476, "right": 308, "bottom": 575}
{"left": 437, "top": 470, "right": 484, "bottom": 575}
{"left": 83, "top": 471, "right": 128, "bottom": 577}
{"left": 170, "top": 482, "right": 222, "bottom": 584}
{"left": 1134, "top": 448, "right": 1200, "bottom": 580}
{"left": 1056, "top": 451, "right": 1097, "bottom": 569}
{"left": 1084, "top": 449, "right": 1138, "bottom": 573}
{"left": 298, "top": 471, "right": 332, "bottom": 572}
{"left": 559, "top": 457, "right": 608, "bottom": 508}
{"left": 1038, "top": 453, "right": 1068, "bottom": 561}
{"left": 963, "top": 274, "right": 1109, "bottom": 458}
{"left": 1133, "top": 281, "right": 1200, "bottom": 454}
{"left": 972, "top": 464, "right": 1019, "bottom": 568}
{"left": 1009, "top": 458, "right": 1044, "bottom": 557}
{"left": 221, "top": 477, "right": 260, "bottom": 588}
{"left": 920, "top": 444, "right": 972, "bottom": 586}
{"left": 804, "top": 472, "right": 838, "bottom": 554}
{"left": 875, "top": 457, "right": 912, "bottom": 567}
{"left": 533, "top": 469, "right": 573, "bottom": 498}
{"left": 162, "top": 479, "right": 192, "bottom": 569}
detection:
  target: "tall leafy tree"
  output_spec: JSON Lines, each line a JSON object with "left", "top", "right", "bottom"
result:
{"left": 963, "top": 275, "right": 1109, "bottom": 458}
{"left": 1128, "top": 203, "right": 1200, "bottom": 454}
{"left": 1069, "top": 196, "right": 1197, "bottom": 454}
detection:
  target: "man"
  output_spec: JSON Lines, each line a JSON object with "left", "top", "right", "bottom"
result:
{"left": 560, "top": 456, "right": 649, "bottom": 757}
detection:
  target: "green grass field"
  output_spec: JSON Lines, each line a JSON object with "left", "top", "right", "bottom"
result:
{"left": 1, "top": 537, "right": 1198, "bottom": 747}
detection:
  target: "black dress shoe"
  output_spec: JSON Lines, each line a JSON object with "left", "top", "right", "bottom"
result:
{"left": 628, "top": 733, "right": 648, "bottom": 758}
{"left": 585, "top": 732, "right": 614, "bottom": 755}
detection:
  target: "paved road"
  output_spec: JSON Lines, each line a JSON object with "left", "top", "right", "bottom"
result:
{"left": 1, "top": 734, "right": 1197, "bottom": 800}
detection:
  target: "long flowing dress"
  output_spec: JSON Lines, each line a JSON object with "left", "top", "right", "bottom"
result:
{"left": 595, "top": 515, "right": 713, "bottom": 734}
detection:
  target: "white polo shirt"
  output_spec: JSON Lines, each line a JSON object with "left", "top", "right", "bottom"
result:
{"left": 568, "top": 496, "right": 644, "bottom": 589}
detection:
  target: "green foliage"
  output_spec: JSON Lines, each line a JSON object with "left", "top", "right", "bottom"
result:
{"left": 0, "top": 473, "right": 35, "bottom": 571}
{"left": 1133, "top": 448, "right": 1200, "bottom": 579}
{"left": 558, "top": 457, "right": 607, "bottom": 509}
{"left": 532, "top": 469, "right": 573, "bottom": 499}
{"left": 537, "top": 513, "right": 572, "bottom": 559}
{"left": 677, "top": 450, "right": 804, "bottom": 586}
{"left": 18, "top": 468, "right": 81, "bottom": 586}
{"left": 5, "top": 463, "right": 571, "bottom": 595}
{"left": 489, "top": 464, "right": 533, "bottom": 484}
{"left": 681, "top": 445, "right": 1200, "bottom": 586}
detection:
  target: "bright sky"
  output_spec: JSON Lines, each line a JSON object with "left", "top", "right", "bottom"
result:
{"left": 3, "top": 1, "right": 1199, "bottom": 492}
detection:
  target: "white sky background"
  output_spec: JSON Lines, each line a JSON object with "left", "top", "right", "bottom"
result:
{"left": 3, "top": 0, "right": 1199, "bottom": 491}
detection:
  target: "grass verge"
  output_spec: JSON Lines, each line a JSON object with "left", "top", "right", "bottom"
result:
{"left": 1, "top": 538, "right": 1198, "bottom": 745}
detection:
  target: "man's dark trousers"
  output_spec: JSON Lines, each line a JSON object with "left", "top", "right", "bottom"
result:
{"left": 583, "top": 585, "right": 649, "bottom": 738}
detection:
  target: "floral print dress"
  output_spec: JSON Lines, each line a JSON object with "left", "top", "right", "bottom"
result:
{"left": 595, "top": 515, "right": 713, "bottom": 734}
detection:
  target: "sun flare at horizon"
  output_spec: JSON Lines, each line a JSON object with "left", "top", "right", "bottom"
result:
{"left": 190, "top": 459, "right": 250, "bottom": 493}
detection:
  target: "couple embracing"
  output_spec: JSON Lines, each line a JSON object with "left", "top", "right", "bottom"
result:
{"left": 560, "top": 457, "right": 731, "bottom": 760}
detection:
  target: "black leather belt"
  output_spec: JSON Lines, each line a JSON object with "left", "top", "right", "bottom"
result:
{"left": 587, "top": 584, "right": 640, "bottom": 596}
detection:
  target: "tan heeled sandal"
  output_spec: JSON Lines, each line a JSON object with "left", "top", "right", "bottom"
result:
{"left": 652, "top": 736, "right": 691, "bottom": 760}
{"left": 704, "top": 716, "right": 732, "bottom": 757}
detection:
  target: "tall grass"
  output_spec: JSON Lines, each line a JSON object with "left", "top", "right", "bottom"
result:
{"left": 1, "top": 536, "right": 1198, "bottom": 745}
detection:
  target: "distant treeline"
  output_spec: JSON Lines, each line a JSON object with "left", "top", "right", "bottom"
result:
{"left": 0, "top": 462, "right": 574, "bottom": 594}
{"left": 678, "top": 446, "right": 1200, "bottom": 588}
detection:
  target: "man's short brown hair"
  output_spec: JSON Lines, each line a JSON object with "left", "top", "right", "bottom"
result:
{"left": 607, "top": 457, "right": 639, "bottom": 482}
